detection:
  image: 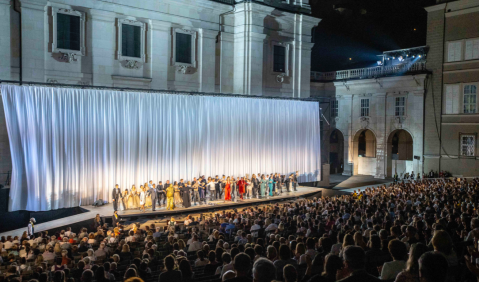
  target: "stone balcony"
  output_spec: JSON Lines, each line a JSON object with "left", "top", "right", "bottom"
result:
{"left": 310, "top": 61, "right": 428, "bottom": 82}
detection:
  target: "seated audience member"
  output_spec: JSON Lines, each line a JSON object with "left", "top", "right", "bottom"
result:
{"left": 336, "top": 246, "right": 381, "bottom": 282}
{"left": 418, "top": 252, "right": 449, "bottom": 282}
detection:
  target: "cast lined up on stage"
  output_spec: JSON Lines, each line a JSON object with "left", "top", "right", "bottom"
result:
{"left": 111, "top": 171, "right": 299, "bottom": 212}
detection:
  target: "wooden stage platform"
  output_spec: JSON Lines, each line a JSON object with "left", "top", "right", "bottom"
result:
{"left": 0, "top": 186, "right": 323, "bottom": 237}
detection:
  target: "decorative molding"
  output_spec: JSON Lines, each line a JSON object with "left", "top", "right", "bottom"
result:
{"left": 78, "top": 81, "right": 90, "bottom": 86}
{"left": 60, "top": 52, "right": 77, "bottom": 63}
{"left": 276, "top": 73, "right": 285, "bottom": 83}
{"left": 271, "top": 41, "right": 292, "bottom": 78}
{"left": 359, "top": 93, "right": 373, "bottom": 97}
{"left": 51, "top": 7, "right": 86, "bottom": 57}
{"left": 123, "top": 60, "right": 141, "bottom": 70}
{"left": 393, "top": 116, "right": 407, "bottom": 129}
{"left": 176, "top": 65, "right": 189, "bottom": 74}
{"left": 46, "top": 79, "right": 59, "bottom": 84}
{"left": 360, "top": 117, "right": 370, "bottom": 129}
{"left": 334, "top": 117, "right": 340, "bottom": 123}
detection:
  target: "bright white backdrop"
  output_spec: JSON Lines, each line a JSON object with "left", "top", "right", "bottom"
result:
{"left": 2, "top": 85, "right": 321, "bottom": 211}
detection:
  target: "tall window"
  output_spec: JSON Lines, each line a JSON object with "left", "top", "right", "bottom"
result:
{"left": 176, "top": 33, "right": 192, "bottom": 64}
{"left": 331, "top": 100, "right": 338, "bottom": 117}
{"left": 360, "top": 99, "right": 369, "bottom": 117}
{"left": 461, "top": 134, "right": 475, "bottom": 157}
{"left": 447, "top": 41, "right": 462, "bottom": 62}
{"left": 57, "top": 13, "right": 81, "bottom": 51}
{"left": 122, "top": 24, "right": 141, "bottom": 58}
{"left": 464, "top": 84, "right": 477, "bottom": 114}
{"left": 274, "top": 45, "right": 286, "bottom": 73}
{"left": 465, "top": 39, "right": 479, "bottom": 61}
{"left": 395, "top": 97, "right": 405, "bottom": 116}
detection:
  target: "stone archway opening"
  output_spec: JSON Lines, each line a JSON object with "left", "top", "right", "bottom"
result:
{"left": 353, "top": 129, "right": 377, "bottom": 175}
{"left": 387, "top": 129, "right": 413, "bottom": 178}
{"left": 329, "top": 129, "right": 344, "bottom": 174}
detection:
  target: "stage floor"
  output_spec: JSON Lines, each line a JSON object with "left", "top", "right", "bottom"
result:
{"left": 0, "top": 186, "right": 323, "bottom": 237}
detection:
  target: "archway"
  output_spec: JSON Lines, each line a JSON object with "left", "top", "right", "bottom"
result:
{"left": 329, "top": 129, "right": 344, "bottom": 174}
{"left": 387, "top": 129, "right": 413, "bottom": 178}
{"left": 353, "top": 129, "right": 377, "bottom": 175}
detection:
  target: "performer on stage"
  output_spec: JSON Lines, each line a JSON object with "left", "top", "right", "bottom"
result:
{"left": 224, "top": 177, "right": 231, "bottom": 201}
{"left": 260, "top": 175, "right": 268, "bottom": 198}
{"left": 182, "top": 182, "right": 191, "bottom": 208}
{"left": 207, "top": 178, "right": 216, "bottom": 202}
{"left": 149, "top": 183, "right": 157, "bottom": 211}
{"left": 27, "top": 218, "right": 35, "bottom": 239}
{"left": 237, "top": 177, "right": 246, "bottom": 200}
{"left": 139, "top": 186, "right": 146, "bottom": 212}
{"left": 230, "top": 177, "right": 237, "bottom": 202}
{"left": 214, "top": 175, "right": 221, "bottom": 200}
{"left": 112, "top": 184, "right": 121, "bottom": 211}
{"left": 293, "top": 171, "right": 299, "bottom": 191}
{"left": 200, "top": 176, "right": 208, "bottom": 204}
{"left": 173, "top": 181, "right": 182, "bottom": 207}
{"left": 131, "top": 185, "right": 140, "bottom": 208}
{"left": 286, "top": 174, "right": 293, "bottom": 192}
{"left": 268, "top": 175, "right": 275, "bottom": 197}
{"left": 192, "top": 181, "right": 200, "bottom": 205}
{"left": 121, "top": 189, "right": 129, "bottom": 210}
{"left": 166, "top": 181, "right": 175, "bottom": 210}
{"left": 220, "top": 175, "right": 226, "bottom": 198}
{"left": 157, "top": 181, "right": 166, "bottom": 206}
{"left": 274, "top": 173, "right": 282, "bottom": 194}
{"left": 252, "top": 174, "right": 260, "bottom": 198}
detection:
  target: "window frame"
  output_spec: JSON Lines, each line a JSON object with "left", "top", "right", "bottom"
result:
{"left": 331, "top": 100, "right": 339, "bottom": 117}
{"left": 395, "top": 96, "right": 406, "bottom": 117}
{"left": 51, "top": 7, "right": 85, "bottom": 56}
{"left": 171, "top": 28, "right": 197, "bottom": 68}
{"left": 117, "top": 19, "right": 146, "bottom": 63}
{"left": 360, "top": 98, "right": 370, "bottom": 117}
{"left": 271, "top": 41, "right": 291, "bottom": 76}
{"left": 459, "top": 133, "right": 477, "bottom": 157}
{"left": 463, "top": 83, "right": 477, "bottom": 114}
{"left": 465, "top": 37, "right": 479, "bottom": 61}
{"left": 446, "top": 40, "right": 463, "bottom": 62}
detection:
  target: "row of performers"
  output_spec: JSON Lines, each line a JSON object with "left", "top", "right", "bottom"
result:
{"left": 111, "top": 172, "right": 299, "bottom": 211}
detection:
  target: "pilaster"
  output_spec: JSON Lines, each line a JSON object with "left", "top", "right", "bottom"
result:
{"left": 198, "top": 29, "right": 218, "bottom": 93}
{"left": 89, "top": 9, "right": 116, "bottom": 86}
{"left": 0, "top": 0, "right": 12, "bottom": 80}
{"left": 219, "top": 32, "right": 234, "bottom": 94}
{"left": 150, "top": 20, "right": 171, "bottom": 90}
{"left": 375, "top": 93, "right": 387, "bottom": 179}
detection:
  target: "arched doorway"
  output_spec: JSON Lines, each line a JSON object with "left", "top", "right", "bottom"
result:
{"left": 353, "top": 129, "right": 377, "bottom": 175}
{"left": 330, "top": 129, "right": 344, "bottom": 174}
{"left": 387, "top": 129, "right": 413, "bottom": 177}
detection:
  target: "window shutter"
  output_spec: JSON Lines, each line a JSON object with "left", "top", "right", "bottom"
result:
{"left": 466, "top": 40, "right": 473, "bottom": 60}
{"left": 445, "top": 85, "right": 460, "bottom": 114}
{"left": 455, "top": 42, "right": 462, "bottom": 61}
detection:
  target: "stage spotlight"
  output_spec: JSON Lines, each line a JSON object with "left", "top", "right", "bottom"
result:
{"left": 393, "top": 57, "right": 395, "bottom": 59}
{"left": 412, "top": 55, "right": 415, "bottom": 58}
{"left": 406, "top": 54, "right": 409, "bottom": 57}
{"left": 377, "top": 61, "right": 383, "bottom": 66}
{"left": 398, "top": 56, "right": 404, "bottom": 62}
{"left": 418, "top": 55, "right": 422, "bottom": 58}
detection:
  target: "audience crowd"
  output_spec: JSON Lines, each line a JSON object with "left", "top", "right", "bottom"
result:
{"left": 1, "top": 178, "right": 479, "bottom": 282}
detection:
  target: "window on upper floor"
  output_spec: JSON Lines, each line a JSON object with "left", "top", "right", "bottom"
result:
{"left": 447, "top": 41, "right": 462, "bottom": 62}
{"left": 117, "top": 19, "right": 146, "bottom": 65}
{"left": 444, "top": 84, "right": 460, "bottom": 114}
{"left": 274, "top": 45, "right": 286, "bottom": 73}
{"left": 331, "top": 100, "right": 338, "bottom": 117}
{"left": 360, "top": 99, "right": 369, "bottom": 117}
{"left": 461, "top": 134, "right": 476, "bottom": 157}
{"left": 52, "top": 7, "right": 85, "bottom": 56}
{"left": 172, "top": 28, "right": 197, "bottom": 69}
{"left": 465, "top": 38, "right": 479, "bottom": 61}
{"left": 464, "top": 84, "right": 477, "bottom": 114}
{"left": 395, "top": 97, "right": 406, "bottom": 116}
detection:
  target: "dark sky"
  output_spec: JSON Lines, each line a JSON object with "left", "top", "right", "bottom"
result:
{"left": 310, "top": 0, "right": 436, "bottom": 72}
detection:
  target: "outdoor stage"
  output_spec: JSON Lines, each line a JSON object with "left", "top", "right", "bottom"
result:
{"left": 0, "top": 186, "right": 323, "bottom": 237}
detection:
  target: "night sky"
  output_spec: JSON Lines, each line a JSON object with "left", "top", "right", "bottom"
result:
{"left": 310, "top": 0, "right": 436, "bottom": 72}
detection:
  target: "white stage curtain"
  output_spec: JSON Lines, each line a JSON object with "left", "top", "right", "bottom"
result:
{"left": 2, "top": 85, "right": 321, "bottom": 211}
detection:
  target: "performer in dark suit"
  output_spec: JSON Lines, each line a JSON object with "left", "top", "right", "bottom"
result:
{"left": 252, "top": 174, "right": 260, "bottom": 198}
{"left": 293, "top": 171, "right": 299, "bottom": 191}
{"left": 112, "top": 211, "right": 120, "bottom": 227}
{"left": 149, "top": 183, "right": 157, "bottom": 211}
{"left": 274, "top": 173, "right": 282, "bottom": 194}
{"left": 214, "top": 175, "right": 221, "bottom": 200}
{"left": 220, "top": 175, "right": 226, "bottom": 199}
{"left": 156, "top": 181, "right": 166, "bottom": 206}
{"left": 112, "top": 184, "right": 121, "bottom": 211}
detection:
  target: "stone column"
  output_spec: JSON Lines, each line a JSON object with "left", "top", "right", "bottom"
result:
{"left": 342, "top": 95, "right": 354, "bottom": 176}
{"left": 20, "top": 0, "right": 47, "bottom": 82}
{"left": 0, "top": 0, "right": 12, "bottom": 80}
{"left": 89, "top": 9, "right": 116, "bottom": 86}
{"left": 375, "top": 93, "right": 387, "bottom": 179}
{"left": 413, "top": 90, "right": 425, "bottom": 174}
{"left": 198, "top": 29, "right": 218, "bottom": 93}
{"left": 150, "top": 20, "right": 170, "bottom": 90}
{"left": 218, "top": 32, "right": 234, "bottom": 94}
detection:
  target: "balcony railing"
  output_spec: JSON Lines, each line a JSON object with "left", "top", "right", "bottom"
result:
{"left": 311, "top": 61, "right": 427, "bottom": 82}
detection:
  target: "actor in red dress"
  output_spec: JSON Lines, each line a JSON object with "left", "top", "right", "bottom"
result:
{"left": 224, "top": 177, "right": 232, "bottom": 201}
{"left": 237, "top": 177, "right": 246, "bottom": 199}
